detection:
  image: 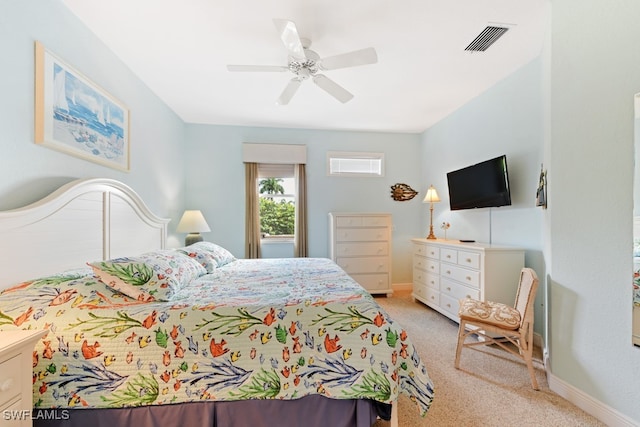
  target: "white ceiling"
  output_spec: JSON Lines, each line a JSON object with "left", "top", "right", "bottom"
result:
{"left": 61, "top": 0, "right": 549, "bottom": 133}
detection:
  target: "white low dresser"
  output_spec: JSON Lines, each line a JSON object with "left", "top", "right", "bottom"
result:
{"left": 411, "top": 238, "right": 524, "bottom": 322}
{"left": 329, "top": 213, "right": 393, "bottom": 295}
{"left": 0, "top": 329, "right": 48, "bottom": 427}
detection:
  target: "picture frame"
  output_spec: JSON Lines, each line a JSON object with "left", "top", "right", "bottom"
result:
{"left": 34, "top": 41, "right": 130, "bottom": 171}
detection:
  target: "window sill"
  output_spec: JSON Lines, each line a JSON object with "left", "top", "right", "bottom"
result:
{"left": 261, "top": 236, "right": 294, "bottom": 244}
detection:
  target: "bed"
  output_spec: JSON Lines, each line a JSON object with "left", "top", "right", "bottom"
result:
{"left": 0, "top": 178, "right": 434, "bottom": 426}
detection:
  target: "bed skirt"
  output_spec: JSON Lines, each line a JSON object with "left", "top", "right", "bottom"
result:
{"left": 33, "top": 396, "right": 390, "bottom": 427}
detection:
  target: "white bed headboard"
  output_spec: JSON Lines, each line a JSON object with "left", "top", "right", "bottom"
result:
{"left": 0, "top": 178, "right": 169, "bottom": 289}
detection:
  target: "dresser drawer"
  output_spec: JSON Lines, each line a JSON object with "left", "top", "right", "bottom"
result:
{"left": 457, "top": 250, "right": 481, "bottom": 269}
{"left": 413, "top": 282, "right": 428, "bottom": 300}
{"left": 413, "top": 243, "right": 427, "bottom": 257}
{"left": 440, "top": 248, "right": 457, "bottom": 264}
{"left": 424, "top": 245, "right": 440, "bottom": 260}
{"left": 441, "top": 278, "right": 479, "bottom": 301}
{"left": 424, "top": 273, "right": 440, "bottom": 290}
{"left": 352, "top": 273, "right": 389, "bottom": 291}
{"left": 440, "top": 264, "right": 480, "bottom": 288}
{"left": 361, "top": 216, "right": 389, "bottom": 227}
{"left": 413, "top": 255, "right": 428, "bottom": 271}
{"left": 337, "top": 256, "right": 388, "bottom": 274}
{"left": 440, "top": 293, "right": 460, "bottom": 318}
{"left": 0, "top": 354, "right": 22, "bottom": 409}
{"left": 336, "top": 242, "right": 388, "bottom": 257}
{"left": 413, "top": 267, "right": 427, "bottom": 286}
{"left": 424, "top": 287, "right": 440, "bottom": 306}
{"left": 336, "top": 216, "right": 364, "bottom": 227}
{"left": 335, "top": 228, "right": 389, "bottom": 242}
{"left": 425, "top": 259, "right": 439, "bottom": 274}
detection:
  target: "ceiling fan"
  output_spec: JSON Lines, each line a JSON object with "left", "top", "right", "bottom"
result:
{"left": 227, "top": 19, "right": 378, "bottom": 105}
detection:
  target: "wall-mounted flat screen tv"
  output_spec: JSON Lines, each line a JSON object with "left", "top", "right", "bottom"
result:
{"left": 446, "top": 155, "right": 511, "bottom": 210}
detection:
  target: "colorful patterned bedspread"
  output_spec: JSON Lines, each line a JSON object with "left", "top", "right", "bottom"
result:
{"left": 0, "top": 258, "right": 434, "bottom": 415}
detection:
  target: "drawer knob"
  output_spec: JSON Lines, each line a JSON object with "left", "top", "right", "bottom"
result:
{"left": 466, "top": 276, "right": 472, "bottom": 281}
{"left": 466, "top": 258, "right": 472, "bottom": 263}
{"left": 446, "top": 287, "right": 451, "bottom": 291}
{"left": 446, "top": 303, "right": 451, "bottom": 308}
{"left": 446, "top": 270, "right": 451, "bottom": 274}
{"left": 0, "top": 378, "right": 13, "bottom": 392}
{"left": 446, "top": 255, "right": 451, "bottom": 259}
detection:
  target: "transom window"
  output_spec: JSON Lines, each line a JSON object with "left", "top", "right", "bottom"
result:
{"left": 327, "top": 151, "right": 385, "bottom": 177}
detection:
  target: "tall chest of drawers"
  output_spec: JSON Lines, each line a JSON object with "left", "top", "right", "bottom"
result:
{"left": 329, "top": 213, "right": 392, "bottom": 295}
{"left": 411, "top": 238, "right": 524, "bottom": 322}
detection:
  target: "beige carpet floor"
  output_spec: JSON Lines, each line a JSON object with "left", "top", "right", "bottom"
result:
{"left": 371, "top": 291, "right": 606, "bottom": 427}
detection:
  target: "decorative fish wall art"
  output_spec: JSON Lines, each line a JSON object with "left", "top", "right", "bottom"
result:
{"left": 390, "top": 183, "right": 418, "bottom": 201}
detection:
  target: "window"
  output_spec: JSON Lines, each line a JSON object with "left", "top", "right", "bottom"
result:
{"left": 258, "top": 164, "right": 295, "bottom": 239}
{"left": 327, "top": 151, "right": 385, "bottom": 177}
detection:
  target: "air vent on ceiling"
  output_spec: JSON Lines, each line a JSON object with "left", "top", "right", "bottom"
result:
{"left": 465, "top": 26, "right": 509, "bottom": 52}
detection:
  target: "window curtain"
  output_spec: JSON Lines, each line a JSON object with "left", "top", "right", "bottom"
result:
{"left": 294, "top": 164, "right": 308, "bottom": 257}
{"left": 245, "top": 162, "right": 261, "bottom": 259}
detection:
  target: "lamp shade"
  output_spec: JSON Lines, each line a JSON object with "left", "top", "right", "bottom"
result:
{"left": 423, "top": 185, "right": 441, "bottom": 203}
{"left": 176, "top": 210, "right": 211, "bottom": 233}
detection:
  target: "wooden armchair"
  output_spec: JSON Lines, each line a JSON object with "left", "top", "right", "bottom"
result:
{"left": 454, "top": 267, "right": 540, "bottom": 390}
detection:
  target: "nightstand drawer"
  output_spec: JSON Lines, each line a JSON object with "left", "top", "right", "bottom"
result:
{"left": 0, "top": 354, "right": 21, "bottom": 409}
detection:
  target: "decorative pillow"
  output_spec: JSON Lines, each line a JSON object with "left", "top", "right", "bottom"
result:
{"left": 88, "top": 250, "right": 206, "bottom": 302}
{"left": 175, "top": 242, "right": 236, "bottom": 273}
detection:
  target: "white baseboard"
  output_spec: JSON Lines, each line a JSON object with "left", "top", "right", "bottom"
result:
{"left": 392, "top": 282, "right": 413, "bottom": 292}
{"left": 547, "top": 372, "right": 638, "bottom": 426}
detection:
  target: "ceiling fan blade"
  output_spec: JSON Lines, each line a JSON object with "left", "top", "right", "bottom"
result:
{"left": 277, "top": 78, "right": 302, "bottom": 105}
{"left": 273, "top": 19, "right": 306, "bottom": 60}
{"left": 227, "top": 65, "right": 288, "bottom": 72}
{"left": 320, "top": 47, "right": 378, "bottom": 71}
{"left": 312, "top": 74, "right": 353, "bottom": 103}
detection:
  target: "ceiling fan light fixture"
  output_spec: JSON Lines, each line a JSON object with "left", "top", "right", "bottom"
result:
{"left": 227, "top": 19, "right": 377, "bottom": 104}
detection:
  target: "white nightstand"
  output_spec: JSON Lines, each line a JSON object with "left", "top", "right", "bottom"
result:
{"left": 0, "top": 330, "right": 48, "bottom": 427}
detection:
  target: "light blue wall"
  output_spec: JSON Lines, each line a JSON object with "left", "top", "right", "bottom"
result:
{"left": 3, "top": 0, "right": 640, "bottom": 424}
{"left": 548, "top": 0, "right": 639, "bottom": 422}
{"left": 184, "top": 124, "right": 423, "bottom": 283}
{"left": 0, "top": 0, "right": 186, "bottom": 246}
{"left": 419, "top": 57, "right": 545, "bottom": 334}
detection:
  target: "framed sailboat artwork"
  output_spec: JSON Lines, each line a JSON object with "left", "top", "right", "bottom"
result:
{"left": 34, "top": 41, "right": 130, "bottom": 171}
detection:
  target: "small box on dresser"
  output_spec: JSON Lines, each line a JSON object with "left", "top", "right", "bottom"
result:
{"left": 0, "top": 329, "right": 48, "bottom": 427}
{"left": 329, "top": 213, "right": 393, "bottom": 296}
{"left": 411, "top": 238, "right": 524, "bottom": 322}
